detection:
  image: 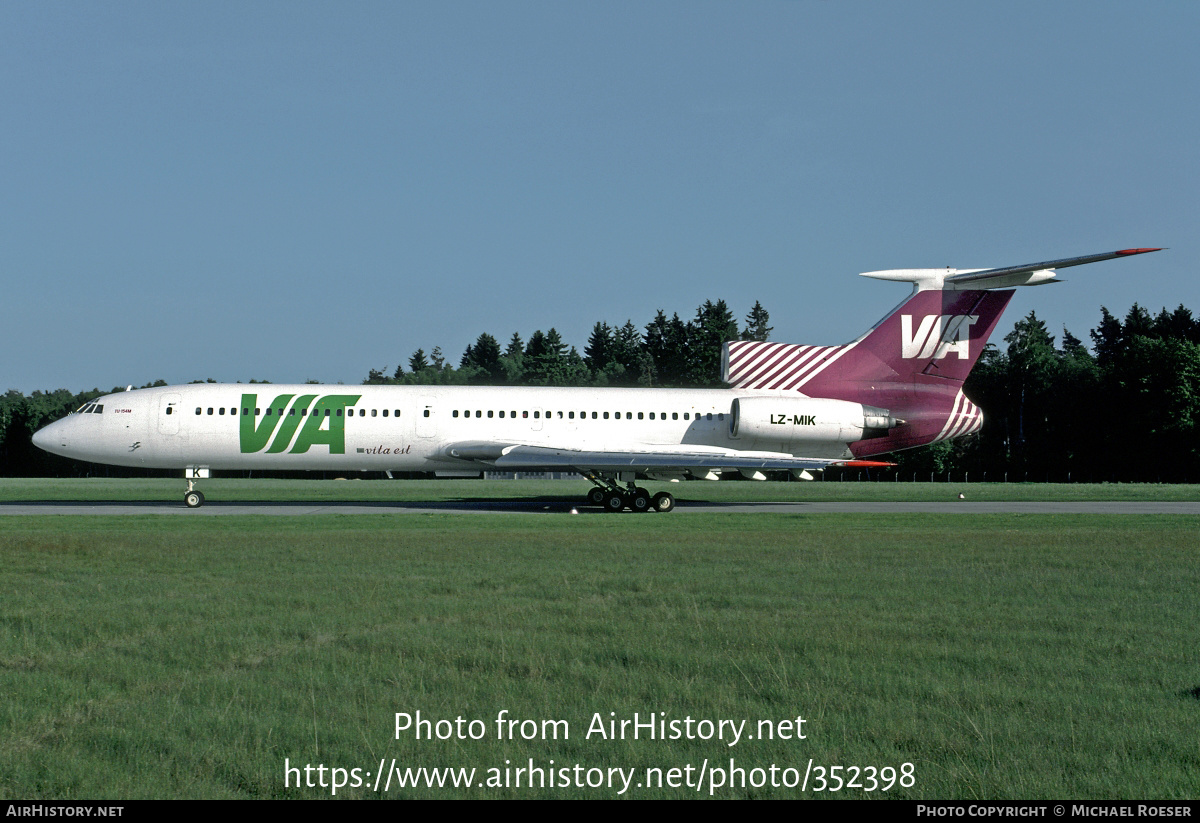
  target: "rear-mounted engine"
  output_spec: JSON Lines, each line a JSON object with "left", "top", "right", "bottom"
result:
{"left": 729, "top": 396, "right": 902, "bottom": 445}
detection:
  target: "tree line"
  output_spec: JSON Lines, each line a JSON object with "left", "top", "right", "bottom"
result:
{"left": 364, "top": 299, "right": 772, "bottom": 389}
{"left": 3, "top": 299, "right": 1198, "bottom": 482}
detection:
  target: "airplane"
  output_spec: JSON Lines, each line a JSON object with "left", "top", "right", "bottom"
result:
{"left": 32, "top": 248, "right": 1160, "bottom": 512}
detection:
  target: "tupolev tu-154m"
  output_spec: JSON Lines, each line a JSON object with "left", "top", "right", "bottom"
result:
{"left": 33, "top": 248, "right": 1160, "bottom": 512}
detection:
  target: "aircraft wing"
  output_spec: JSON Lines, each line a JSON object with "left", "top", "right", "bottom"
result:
{"left": 440, "top": 440, "right": 889, "bottom": 473}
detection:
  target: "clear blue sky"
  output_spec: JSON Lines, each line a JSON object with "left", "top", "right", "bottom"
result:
{"left": 3, "top": 1, "right": 1195, "bottom": 394}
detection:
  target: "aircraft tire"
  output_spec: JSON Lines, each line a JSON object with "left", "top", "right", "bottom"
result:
{"left": 651, "top": 492, "right": 675, "bottom": 513}
{"left": 629, "top": 489, "right": 652, "bottom": 512}
{"left": 184, "top": 490, "right": 205, "bottom": 509}
{"left": 603, "top": 493, "right": 626, "bottom": 513}
{"left": 587, "top": 487, "right": 606, "bottom": 506}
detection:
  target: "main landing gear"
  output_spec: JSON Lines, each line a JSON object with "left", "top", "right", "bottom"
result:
{"left": 583, "top": 473, "right": 675, "bottom": 513}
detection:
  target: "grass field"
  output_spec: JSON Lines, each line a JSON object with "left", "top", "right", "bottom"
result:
{"left": 2, "top": 480, "right": 1198, "bottom": 799}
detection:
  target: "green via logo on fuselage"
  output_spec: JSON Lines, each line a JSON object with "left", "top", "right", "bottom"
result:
{"left": 239, "top": 393, "right": 361, "bottom": 454}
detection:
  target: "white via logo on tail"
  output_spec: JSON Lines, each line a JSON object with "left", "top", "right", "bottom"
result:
{"left": 901, "top": 314, "right": 979, "bottom": 360}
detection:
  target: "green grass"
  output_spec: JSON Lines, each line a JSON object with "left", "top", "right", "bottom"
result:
{"left": 2, "top": 513, "right": 1198, "bottom": 798}
{"left": 2, "top": 476, "right": 1199, "bottom": 503}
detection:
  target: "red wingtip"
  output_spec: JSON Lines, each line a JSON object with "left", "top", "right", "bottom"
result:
{"left": 1116, "top": 248, "right": 1163, "bottom": 255}
{"left": 839, "top": 460, "right": 897, "bottom": 468}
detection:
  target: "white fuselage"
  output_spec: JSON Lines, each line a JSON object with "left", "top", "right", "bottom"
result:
{"left": 35, "top": 383, "right": 862, "bottom": 472}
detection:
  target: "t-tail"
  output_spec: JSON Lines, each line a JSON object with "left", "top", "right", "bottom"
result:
{"left": 722, "top": 248, "right": 1161, "bottom": 457}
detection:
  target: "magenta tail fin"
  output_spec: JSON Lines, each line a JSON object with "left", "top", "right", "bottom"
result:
{"left": 722, "top": 248, "right": 1160, "bottom": 455}
{"left": 723, "top": 288, "right": 1014, "bottom": 393}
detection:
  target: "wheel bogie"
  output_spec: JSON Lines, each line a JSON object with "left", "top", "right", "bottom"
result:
{"left": 184, "top": 490, "right": 205, "bottom": 508}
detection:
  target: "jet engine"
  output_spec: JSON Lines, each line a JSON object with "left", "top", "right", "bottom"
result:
{"left": 729, "top": 396, "right": 901, "bottom": 450}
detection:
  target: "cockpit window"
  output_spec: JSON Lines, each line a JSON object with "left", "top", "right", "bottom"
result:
{"left": 75, "top": 403, "right": 104, "bottom": 414}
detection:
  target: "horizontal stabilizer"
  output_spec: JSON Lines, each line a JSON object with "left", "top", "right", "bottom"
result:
{"left": 862, "top": 248, "right": 1161, "bottom": 291}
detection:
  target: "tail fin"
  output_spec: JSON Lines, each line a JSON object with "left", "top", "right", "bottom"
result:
{"left": 722, "top": 248, "right": 1161, "bottom": 454}
{"left": 723, "top": 248, "right": 1161, "bottom": 395}
{"left": 723, "top": 288, "right": 1013, "bottom": 392}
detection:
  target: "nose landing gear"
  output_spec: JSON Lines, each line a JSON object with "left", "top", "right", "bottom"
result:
{"left": 183, "top": 466, "right": 210, "bottom": 508}
{"left": 184, "top": 485, "right": 205, "bottom": 508}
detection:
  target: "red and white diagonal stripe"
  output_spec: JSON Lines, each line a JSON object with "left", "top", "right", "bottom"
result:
{"left": 723, "top": 340, "right": 858, "bottom": 391}
{"left": 932, "top": 390, "right": 983, "bottom": 442}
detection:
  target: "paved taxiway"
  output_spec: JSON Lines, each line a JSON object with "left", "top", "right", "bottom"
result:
{"left": 2, "top": 501, "right": 1199, "bottom": 515}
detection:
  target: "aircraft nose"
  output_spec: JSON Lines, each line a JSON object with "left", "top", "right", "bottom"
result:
{"left": 32, "top": 419, "right": 68, "bottom": 455}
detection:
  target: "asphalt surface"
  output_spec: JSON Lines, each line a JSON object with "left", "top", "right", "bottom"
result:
{"left": 3, "top": 500, "right": 1199, "bottom": 515}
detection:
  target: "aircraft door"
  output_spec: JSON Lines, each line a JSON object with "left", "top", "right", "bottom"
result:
{"left": 416, "top": 396, "right": 437, "bottom": 438}
{"left": 157, "top": 393, "right": 181, "bottom": 435}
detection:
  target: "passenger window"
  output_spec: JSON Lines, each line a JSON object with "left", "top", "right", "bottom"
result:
{"left": 603, "top": 412, "right": 609, "bottom": 419}
{"left": 395, "top": 410, "right": 401, "bottom": 417}
{"left": 487, "top": 410, "right": 494, "bottom": 418}
{"left": 534, "top": 411, "right": 540, "bottom": 419}
{"left": 569, "top": 412, "right": 575, "bottom": 419}
{"left": 707, "top": 413, "right": 713, "bottom": 421}
{"left": 672, "top": 412, "right": 678, "bottom": 420}
{"left": 684, "top": 413, "right": 690, "bottom": 420}
{"left": 336, "top": 409, "right": 343, "bottom": 416}
{"left": 166, "top": 407, "right": 173, "bottom": 415}
{"left": 424, "top": 410, "right": 431, "bottom": 418}
{"left": 219, "top": 408, "right": 226, "bottom": 415}
{"left": 207, "top": 408, "right": 214, "bottom": 415}
{"left": 626, "top": 412, "right": 632, "bottom": 419}
{"left": 196, "top": 408, "right": 202, "bottom": 415}
{"left": 638, "top": 412, "right": 643, "bottom": 420}
{"left": 499, "top": 411, "right": 505, "bottom": 418}
{"left": 453, "top": 410, "right": 459, "bottom": 418}
{"left": 383, "top": 410, "right": 388, "bottom": 417}
{"left": 372, "top": 409, "right": 377, "bottom": 417}
{"left": 649, "top": 412, "right": 655, "bottom": 420}
{"left": 591, "top": 412, "right": 597, "bottom": 419}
